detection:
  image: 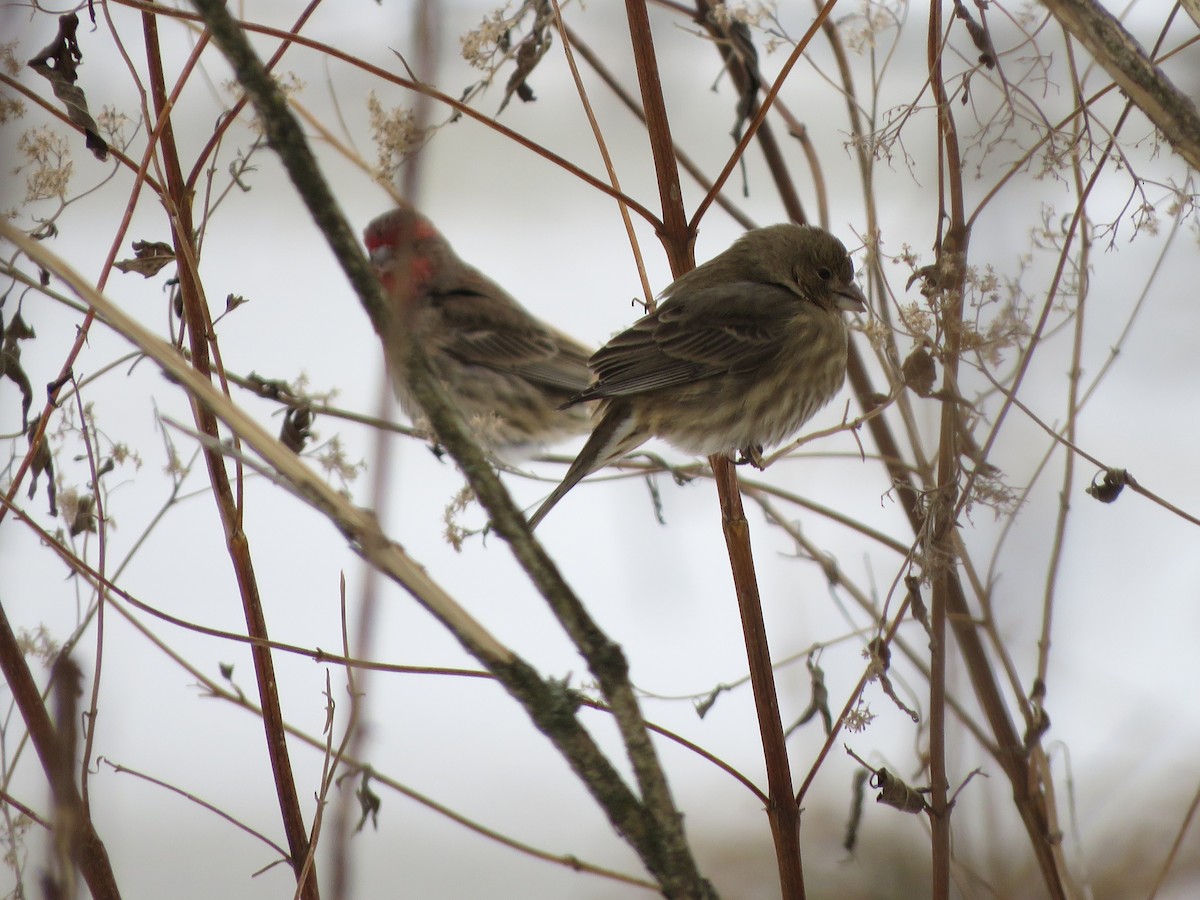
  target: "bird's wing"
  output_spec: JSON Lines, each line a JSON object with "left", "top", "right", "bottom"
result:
{"left": 434, "top": 288, "right": 593, "bottom": 392}
{"left": 580, "top": 282, "right": 797, "bottom": 399}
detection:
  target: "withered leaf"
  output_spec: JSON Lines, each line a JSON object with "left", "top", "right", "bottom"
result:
{"left": 27, "top": 13, "right": 109, "bottom": 161}
{"left": 114, "top": 240, "right": 176, "bottom": 277}
{"left": 2, "top": 312, "right": 37, "bottom": 433}
{"left": 27, "top": 415, "right": 58, "bottom": 517}
{"left": 953, "top": 0, "right": 997, "bottom": 69}
{"left": 843, "top": 768, "right": 869, "bottom": 853}
{"left": 498, "top": 2, "right": 553, "bottom": 114}
{"left": 355, "top": 772, "right": 382, "bottom": 832}
{"left": 1086, "top": 468, "right": 1128, "bottom": 504}
{"left": 280, "top": 404, "right": 314, "bottom": 454}
{"left": 901, "top": 344, "right": 937, "bottom": 397}
{"left": 872, "top": 767, "right": 931, "bottom": 814}
{"left": 69, "top": 493, "right": 97, "bottom": 537}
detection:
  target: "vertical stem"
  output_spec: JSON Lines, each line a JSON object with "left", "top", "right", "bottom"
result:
{"left": 141, "top": 8, "right": 317, "bottom": 896}
{"left": 74, "top": 389, "right": 107, "bottom": 818}
{"left": 928, "top": 476, "right": 952, "bottom": 900}
{"left": 1037, "top": 31, "right": 1091, "bottom": 707}
{"left": 626, "top": 2, "right": 802, "bottom": 895}
{"left": 713, "top": 460, "right": 805, "bottom": 899}
{"left": 926, "top": 5, "right": 967, "bottom": 896}
{"left": 0, "top": 604, "right": 120, "bottom": 898}
{"left": 841, "top": 244, "right": 1069, "bottom": 899}
{"left": 624, "top": 0, "right": 695, "bottom": 270}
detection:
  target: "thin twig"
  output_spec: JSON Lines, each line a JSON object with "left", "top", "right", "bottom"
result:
{"left": 551, "top": 1, "right": 653, "bottom": 306}
{"left": 140, "top": 7, "right": 317, "bottom": 892}
{"left": 1145, "top": 779, "right": 1200, "bottom": 900}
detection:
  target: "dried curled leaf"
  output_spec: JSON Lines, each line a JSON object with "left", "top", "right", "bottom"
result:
{"left": 901, "top": 343, "right": 937, "bottom": 397}
{"left": 1024, "top": 701, "right": 1052, "bottom": 750}
{"left": 1086, "top": 467, "right": 1128, "bottom": 503}
{"left": 498, "top": 1, "right": 553, "bottom": 113}
{"left": 68, "top": 493, "right": 97, "bottom": 537}
{"left": 2, "top": 311, "right": 36, "bottom": 433}
{"left": 280, "top": 404, "right": 314, "bottom": 454}
{"left": 905, "top": 574, "right": 930, "bottom": 633}
{"left": 786, "top": 657, "right": 832, "bottom": 737}
{"left": 866, "top": 638, "right": 920, "bottom": 723}
{"left": 953, "top": 0, "right": 997, "bottom": 69}
{"left": 872, "top": 767, "right": 931, "bottom": 814}
{"left": 844, "top": 745, "right": 932, "bottom": 819}
{"left": 27, "top": 414, "right": 58, "bottom": 516}
{"left": 354, "top": 771, "right": 381, "bottom": 833}
{"left": 246, "top": 373, "right": 297, "bottom": 402}
{"left": 113, "top": 240, "right": 176, "bottom": 277}
{"left": 694, "top": 683, "right": 730, "bottom": 719}
{"left": 703, "top": 8, "right": 760, "bottom": 143}
{"left": 26, "top": 13, "right": 108, "bottom": 161}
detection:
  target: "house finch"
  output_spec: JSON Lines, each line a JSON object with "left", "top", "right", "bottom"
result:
{"left": 527, "top": 223, "right": 866, "bottom": 529}
{"left": 363, "top": 205, "right": 594, "bottom": 453}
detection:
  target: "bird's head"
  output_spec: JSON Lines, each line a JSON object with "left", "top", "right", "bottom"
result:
{"left": 740, "top": 224, "right": 868, "bottom": 314}
{"left": 363, "top": 205, "right": 456, "bottom": 298}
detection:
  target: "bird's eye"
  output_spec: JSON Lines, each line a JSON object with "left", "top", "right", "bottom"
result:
{"left": 817, "top": 266, "right": 833, "bottom": 281}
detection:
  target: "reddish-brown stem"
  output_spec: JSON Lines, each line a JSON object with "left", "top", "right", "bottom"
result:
{"left": 559, "top": 22, "right": 756, "bottom": 230}
{"left": 0, "top": 603, "right": 120, "bottom": 897}
{"left": 139, "top": 8, "right": 317, "bottom": 896}
{"left": 625, "top": 4, "right": 803, "bottom": 895}
{"left": 108, "top": 0, "right": 660, "bottom": 228}
{"left": 845, "top": 339, "right": 1067, "bottom": 899}
{"left": 625, "top": 0, "right": 695, "bottom": 270}
{"left": 184, "top": 0, "right": 325, "bottom": 191}
{"left": 713, "top": 458, "right": 805, "bottom": 899}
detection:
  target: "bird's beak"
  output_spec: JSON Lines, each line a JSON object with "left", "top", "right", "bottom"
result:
{"left": 835, "top": 282, "right": 868, "bottom": 313}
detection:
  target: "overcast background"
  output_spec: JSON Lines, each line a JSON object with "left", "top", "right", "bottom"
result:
{"left": 2, "top": 1, "right": 1199, "bottom": 897}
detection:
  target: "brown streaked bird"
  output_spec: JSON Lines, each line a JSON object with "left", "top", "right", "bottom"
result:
{"left": 527, "top": 223, "right": 866, "bottom": 529}
{"left": 363, "top": 205, "right": 594, "bottom": 454}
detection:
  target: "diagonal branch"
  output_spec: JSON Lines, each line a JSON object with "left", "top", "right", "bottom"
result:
{"left": 2, "top": 220, "right": 708, "bottom": 897}
{"left": 179, "top": 4, "right": 712, "bottom": 894}
{"left": 0, "top": 604, "right": 120, "bottom": 899}
{"left": 1041, "top": 0, "right": 1200, "bottom": 170}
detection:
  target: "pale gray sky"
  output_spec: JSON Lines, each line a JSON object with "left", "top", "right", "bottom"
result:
{"left": 3, "top": 2, "right": 1199, "bottom": 897}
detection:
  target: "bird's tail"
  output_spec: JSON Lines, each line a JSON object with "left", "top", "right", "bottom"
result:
{"left": 527, "top": 400, "right": 645, "bottom": 530}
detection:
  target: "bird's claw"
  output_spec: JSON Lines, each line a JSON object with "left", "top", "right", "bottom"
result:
{"left": 735, "top": 445, "right": 766, "bottom": 469}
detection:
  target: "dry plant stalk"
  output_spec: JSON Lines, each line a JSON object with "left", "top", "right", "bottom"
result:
{"left": 1, "top": 0, "right": 1197, "bottom": 898}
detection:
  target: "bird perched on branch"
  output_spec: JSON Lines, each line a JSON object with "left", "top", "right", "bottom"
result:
{"left": 363, "top": 205, "right": 594, "bottom": 454}
{"left": 527, "top": 223, "right": 866, "bottom": 529}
